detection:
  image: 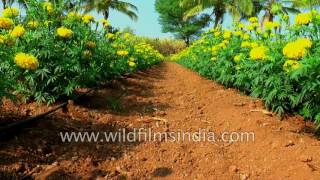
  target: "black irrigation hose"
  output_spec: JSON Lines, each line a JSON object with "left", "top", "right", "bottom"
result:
{"left": 0, "top": 68, "right": 144, "bottom": 141}
{"left": 0, "top": 88, "right": 95, "bottom": 141}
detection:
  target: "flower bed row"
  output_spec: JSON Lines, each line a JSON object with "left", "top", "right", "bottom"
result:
{"left": 172, "top": 12, "right": 320, "bottom": 127}
{"left": 0, "top": 1, "right": 164, "bottom": 104}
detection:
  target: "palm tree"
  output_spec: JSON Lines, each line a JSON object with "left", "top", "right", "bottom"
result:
{"left": 180, "top": 0, "right": 255, "bottom": 27}
{"left": 180, "top": 0, "right": 320, "bottom": 28}
{"left": 2, "top": 0, "right": 6, "bottom": 9}
{"left": 250, "top": 0, "right": 319, "bottom": 28}
{"left": 83, "top": 0, "right": 138, "bottom": 21}
{"left": 289, "top": 0, "right": 320, "bottom": 10}
{"left": 257, "top": 0, "right": 299, "bottom": 25}
{"left": 1, "top": 0, "right": 14, "bottom": 9}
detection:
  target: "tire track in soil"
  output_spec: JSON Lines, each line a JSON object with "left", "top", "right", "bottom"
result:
{"left": 1, "top": 62, "right": 320, "bottom": 179}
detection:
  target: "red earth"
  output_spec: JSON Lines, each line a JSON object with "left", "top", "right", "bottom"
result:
{"left": 0, "top": 62, "right": 320, "bottom": 179}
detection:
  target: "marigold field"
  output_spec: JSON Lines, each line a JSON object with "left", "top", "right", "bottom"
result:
{"left": 172, "top": 11, "right": 320, "bottom": 127}
{"left": 2, "top": 0, "right": 320, "bottom": 179}
{"left": 0, "top": 1, "right": 164, "bottom": 104}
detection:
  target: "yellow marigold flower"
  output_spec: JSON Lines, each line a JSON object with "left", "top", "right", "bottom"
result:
{"left": 128, "top": 61, "right": 136, "bottom": 67}
{"left": 251, "top": 22, "right": 259, "bottom": 28}
{"left": 265, "top": 21, "right": 280, "bottom": 30}
{"left": 211, "top": 46, "right": 218, "bottom": 52}
{"left": 241, "top": 41, "right": 251, "bottom": 48}
{"left": 27, "top": 20, "right": 39, "bottom": 29}
{"left": 234, "top": 31, "right": 243, "bottom": 37}
{"left": 82, "top": 14, "right": 94, "bottom": 23}
{"left": 264, "top": 21, "right": 274, "bottom": 30}
{"left": 295, "top": 13, "right": 312, "bottom": 25}
{"left": 14, "top": 53, "right": 39, "bottom": 70}
{"left": 222, "top": 39, "right": 229, "bottom": 44}
{"left": 283, "top": 42, "right": 307, "bottom": 59}
{"left": 10, "top": 25, "right": 25, "bottom": 38}
{"left": 124, "top": 33, "right": 131, "bottom": 39}
{"left": 43, "top": 2, "right": 53, "bottom": 14}
{"left": 218, "top": 42, "right": 227, "bottom": 49}
{"left": 273, "top": 21, "right": 280, "bottom": 28}
{"left": 295, "top": 38, "right": 312, "bottom": 48}
{"left": 57, "top": 27, "right": 73, "bottom": 38}
{"left": 117, "top": 50, "right": 129, "bottom": 56}
{"left": 3, "top": 7, "right": 19, "bottom": 18}
{"left": 0, "top": 17, "right": 13, "bottom": 29}
{"left": 251, "top": 42, "right": 259, "bottom": 48}
{"left": 100, "top": 19, "right": 110, "bottom": 27}
{"left": 67, "top": 12, "right": 82, "bottom": 21}
{"left": 223, "top": 30, "right": 232, "bottom": 39}
{"left": 86, "top": 41, "right": 96, "bottom": 49}
{"left": 246, "top": 24, "right": 254, "bottom": 31}
{"left": 250, "top": 46, "right": 268, "bottom": 60}
{"left": 238, "top": 23, "right": 245, "bottom": 29}
{"left": 106, "top": 33, "right": 115, "bottom": 39}
{"left": 283, "top": 60, "right": 301, "bottom": 72}
{"left": 243, "top": 34, "right": 250, "bottom": 40}
{"left": 249, "top": 17, "right": 258, "bottom": 23}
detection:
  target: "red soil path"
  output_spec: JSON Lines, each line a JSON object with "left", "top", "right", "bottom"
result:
{"left": 0, "top": 62, "right": 320, "bottom": 179}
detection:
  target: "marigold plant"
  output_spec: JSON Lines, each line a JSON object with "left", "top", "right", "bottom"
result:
{"left": 57, "top": 27, "right": 73, "bottom": 38}
{"left": 14, "top": 53, "right": 39, "bottom": 70}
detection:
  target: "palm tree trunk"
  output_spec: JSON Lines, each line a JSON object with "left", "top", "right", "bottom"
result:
{"left": 23, "top": 0, "right": 30, "bottom": 10}
{"left": 2, "top": 0, "right": 6, "bottom": 9}
{"left": 213, "top": 8, "right": 224, "bottom": 28}
{"left": 261, "top": 11, "right": 274, "bottom": 29}
{"left": 185, "top": 37, "right": 190, "bottom": 46}
{"left": 103, "top": 10, "right": 110, "bottom": 19}
{"left": 214, "top": 18, "right": 219, "bottom": 28}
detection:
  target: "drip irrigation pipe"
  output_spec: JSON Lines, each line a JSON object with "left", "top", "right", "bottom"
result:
{"left": 0, "top": 88, "right": 95, "bottom": 141}
{"left": 0, "top": 71, "right": 136, "bottom": 141}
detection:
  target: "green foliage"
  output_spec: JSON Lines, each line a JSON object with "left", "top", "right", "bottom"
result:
{"left": 155, "top": 0, "right": 210, "bottom": 45}
{"left": 125, "top": 35, "right": 186, "bottom": 56}
{"left": 82, "top": 0, "right": 138, "bottom": 20}
{"left": 0, "top": 0, "right": 163, "bottom": 105}
{"left": 173, "top": 12, "right": 320, "bottom": 128}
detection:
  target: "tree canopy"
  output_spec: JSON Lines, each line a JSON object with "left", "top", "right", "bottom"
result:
{"left": 155, "top": 0, "right": 210, "bottom": 45}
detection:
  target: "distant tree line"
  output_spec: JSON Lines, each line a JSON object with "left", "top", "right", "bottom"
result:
{"left": 155, "top": 0, "right": 320, "bottom": 45}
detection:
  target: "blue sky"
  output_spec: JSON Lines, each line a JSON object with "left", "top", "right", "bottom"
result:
{"left": 0, "top": 0, "right": 170, "bottom": 38}
{"left": 106, "top": 0, "right": 309, "bottom": 38}
{"left": 2, "top": 1, "right": 307, "bottom": 38}
{"left": 108, "top": 0, "right": 171, "bottom": 38}
{"left": 107, "top": 0, "right": 235, "bottom": 38}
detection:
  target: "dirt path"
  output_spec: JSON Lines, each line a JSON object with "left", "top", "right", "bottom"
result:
{"left": 1, "top": 62, "right": 320, "bottom": 179}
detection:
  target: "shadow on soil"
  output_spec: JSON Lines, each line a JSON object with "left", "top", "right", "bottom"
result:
{"left": 75, "top": 64, "right": 171, "bottom": 116}
{"left": 152, "top": 167, "right": 173, "bottom": 177}
{"left": 0, "top": 114, "right": 140, "bottom": 179}
{"left": 0, "top": 64, "right": 171, "bottom": 179}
